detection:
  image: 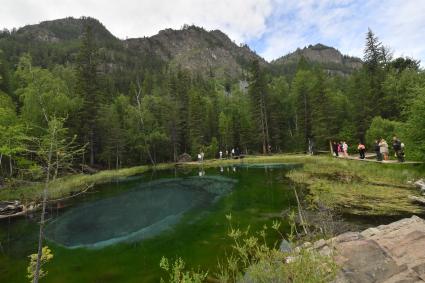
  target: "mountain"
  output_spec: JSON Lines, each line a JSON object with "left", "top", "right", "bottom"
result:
{"left": 271, "top": 43, "right": 362, "bottom": 76}
{"left": 124, "top": 25, "right": 265, "bottom": 79}
{"left": 0, "top": 17, "right": 363, "bottom": 82}
{"left": 15, "top": 17, "right": 118, "bottom": 44}
{"left": 0, "top": 17, "right": 264, "bottom": 80}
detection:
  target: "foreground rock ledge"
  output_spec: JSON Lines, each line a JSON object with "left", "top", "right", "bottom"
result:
{"left": 315, "top": 215, "right": 425, "bottom": 282}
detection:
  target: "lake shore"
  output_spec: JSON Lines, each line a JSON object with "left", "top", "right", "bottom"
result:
{"left": 1, "top": 154, "right": 424, "bottom": 218}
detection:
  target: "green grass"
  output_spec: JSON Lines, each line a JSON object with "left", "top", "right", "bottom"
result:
{"left": 2, "top": 154, "right": 424, "bottom": 217}
{"left": 287, "top": 156, "right": 425, "bottom": 216}
{"left": 0, "top": 155, "right": 307, "bottom": 202}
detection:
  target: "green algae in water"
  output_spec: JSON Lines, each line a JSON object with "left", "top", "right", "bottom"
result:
{"left": 236, "top": 162, "right": 303, "bottom": 169}
{"left": 0, "top": 166, "right": 297, "bottom": 283}
{"left": 45, "top": 176, "right": 236, "bottom": 248}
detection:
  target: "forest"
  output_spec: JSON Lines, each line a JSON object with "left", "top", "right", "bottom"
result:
{"left": 0, "top": 21, "right": 425, "bottom": 182}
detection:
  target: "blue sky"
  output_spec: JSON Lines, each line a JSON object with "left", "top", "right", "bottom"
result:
{"left": 1, "top": 0, "right": 425, "bottom": 64}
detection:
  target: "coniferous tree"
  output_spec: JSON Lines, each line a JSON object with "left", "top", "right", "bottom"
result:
{"left": 75, "top": 22, "right": 101, "bottom": 166}
{"left": 248, "top": 60, "right": 270, "bottom": 154}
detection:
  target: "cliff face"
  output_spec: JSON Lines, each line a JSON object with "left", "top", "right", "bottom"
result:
{"left": 124, "top": 26, "right": 265, "bottom": 78}
{"left": 272, "top": 43, "right": 362, "bottom": 75}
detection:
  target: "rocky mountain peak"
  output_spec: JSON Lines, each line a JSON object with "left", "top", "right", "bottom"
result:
{"left": 272, "top": 43, "right": 362, "bottom": 75}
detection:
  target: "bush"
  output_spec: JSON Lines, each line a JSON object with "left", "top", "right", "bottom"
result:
{"left": 366, "top": 116, "right": 404, "bottom": 148}
{"left": 159, "top": 214, "right": 338, "bottom": 283}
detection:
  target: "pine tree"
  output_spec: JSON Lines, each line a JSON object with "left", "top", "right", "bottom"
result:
{"left": 75, "top": 22, "right": 101, "bottom": 166}
{"left": 248, "top": 60, "right": 270, "bottom": 154}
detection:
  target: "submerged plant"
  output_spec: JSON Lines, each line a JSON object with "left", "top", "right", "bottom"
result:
{"left": 159, "top": 214, "right": 338, "bottom": 283}
{"left": 159, "top": 257, "right": 208, "bottom": 283}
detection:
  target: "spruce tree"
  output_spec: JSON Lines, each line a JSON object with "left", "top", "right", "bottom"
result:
{"left": 75, "top": 22, "right": 101, "bottom": 166}
{"left": 248, "top": 60, "right": 270, "bottom": 154}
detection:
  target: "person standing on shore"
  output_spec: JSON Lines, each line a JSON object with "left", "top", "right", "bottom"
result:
{"left": 342, "top": 141, "right": 349, "bottom": 157}
{"left": 332, "top": 141, "right": 339, "bottom": 157}
{"left": 374, "top": 140, "right": 382, "bottom": 161}
{"left": 357, "top": 142, "right": 366, "bottom": 159}
{"left": 338, "top": 141, "right": 343, "bottom": 156}
{"left": 392, "top": 136, "right": 405, "bottom": 162}
{"left": 379, "top": 139, "right": 389, "bottom": 161}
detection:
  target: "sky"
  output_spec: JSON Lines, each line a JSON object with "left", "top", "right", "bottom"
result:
{"left": 1, "top": 0, "right": 425, "bottom": 63}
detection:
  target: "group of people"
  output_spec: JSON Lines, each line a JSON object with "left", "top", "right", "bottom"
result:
{"left": 219, "top": 148, "right": 242, "bottom": 159}
{"left": 331, "top": 141, "right": 349, "bottom": 158}
{"left": 374, "top": 137, "right": 405, "bottom": 162}
{"left": 332, "top": 136, "right": 405, "bottom": 162}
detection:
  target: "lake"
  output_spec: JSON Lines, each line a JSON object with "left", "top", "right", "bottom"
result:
{"left": 0, "top": 163, "right": 301, "bottom": 282}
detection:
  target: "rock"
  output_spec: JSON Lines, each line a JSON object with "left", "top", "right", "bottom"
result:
{"left": 315, "top": 215, "right": 425, "bottom": 283}
{"left": 360, "top": 227, "right": 380, "bottom": 237}
{"left": 177, "top": 153, "right": 192, "bottom": 163}
{"left": 279, "top": 239, "right": 292, "bottom": 253}
{"left": 414, "top": 179, "right": 425, "bottom": 195}
{"left": 333, "top": 231, "right": 363, "bottom": 243}
{"left": 313, "top": 238, "right": 327, "bottom": 249}
{"left": 319, "top": 245, "right": 333, "bottom": 256}
{"left": 409, "top": 195, "right": 425, "bottom": 206}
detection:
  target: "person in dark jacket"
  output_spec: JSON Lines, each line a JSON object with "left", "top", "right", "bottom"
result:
{"left": 357, "top": 142, "right": 366, "bottom": 159}
{"left": 392, "top": 136, "right": 405, "bottom": 162}
{"left": 332, "top": 141, "right": 339, "bottom": 157}
{"left": 374, "top": 139, "right": 382, "bottom": 161}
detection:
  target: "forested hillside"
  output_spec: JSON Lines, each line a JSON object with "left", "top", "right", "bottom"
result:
{"left": 0, "top": 17, "right": 424, "bottom": 182}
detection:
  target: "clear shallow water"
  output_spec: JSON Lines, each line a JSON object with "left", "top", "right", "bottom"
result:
{"left": 0, "top": 164, "right": 299, "bottom": 283}
{"left": 46, "top": 176, "right": 237, "bottom": 248}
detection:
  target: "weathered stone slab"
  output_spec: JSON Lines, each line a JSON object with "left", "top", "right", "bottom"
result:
{"left": 311, "top": 216, "right": 425, "bottom": 283}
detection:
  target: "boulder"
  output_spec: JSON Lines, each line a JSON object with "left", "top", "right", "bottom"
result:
{"left": 177, "top": 153, "right": 192, "bottom": 163}
{"left": 311, "top": 215, "right": 425, "bottom": 282}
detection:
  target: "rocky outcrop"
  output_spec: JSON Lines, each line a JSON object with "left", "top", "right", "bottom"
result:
{"left": 415, "top": 179, "right": 425, "bottom": 196}
{"left": 313, "top": 216, "right": 425, "bottom": 282}
{"left": 272, "top": 43, "right": 362, "bottom": 75}
{"left": 124, "top": 25, "right": 264, "bottom": 79}
{"left": 408, "top": 179, "right": 425, "bottom": 206}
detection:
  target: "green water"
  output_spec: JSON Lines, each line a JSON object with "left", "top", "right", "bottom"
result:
{"left": 0, "top": 164, "right": 300, "bottom": 283}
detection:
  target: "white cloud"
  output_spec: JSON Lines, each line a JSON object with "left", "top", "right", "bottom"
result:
{"left": 0, "top": 0, "right": 272, "bottom": 43}
{"left": 257, "top": 0, "right": 425, "bottom": 64}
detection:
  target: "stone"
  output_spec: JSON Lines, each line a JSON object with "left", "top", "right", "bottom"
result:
{"left": 360, "top": 227, "right": 380, "bottom": 237}
{"left": 279, "top": 239, "right": 292, "bottom": 253}
{"left": 177, "top": 153, "right": 192, "bottom": 163}
{"left": 313, "top": 238, "right": 327, "bottom": 249}
{"left": 309, "top": 216, "right": 425, "bottom": 283}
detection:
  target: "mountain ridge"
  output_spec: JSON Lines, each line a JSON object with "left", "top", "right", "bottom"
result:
{"left": 0, "top": 17, "right": 363, "bottom": 78}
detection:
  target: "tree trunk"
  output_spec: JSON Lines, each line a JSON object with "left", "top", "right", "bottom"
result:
{"left": 9, "top": 155, "right": 12, "bottom": 177}
{"left": 135, "top": 80, "right": 155, "bottom": 166}
{"left": 33, "top": 130, "right": 55, "bottom": 283}
{"left": 89, "top": 130, "right": 94, "bottom": 166}
{"left": 116, "top": 145, "right": 119, "bottom": 169}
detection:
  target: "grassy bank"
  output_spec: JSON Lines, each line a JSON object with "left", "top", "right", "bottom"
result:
{"left": 1, "top": 154, "right": 424, "bottom": 217}
{"left": 0, "top": 155, "right": 306, "bottom": 202}
{"left": 288, "top": 156, "right": 425, "bottom": 216}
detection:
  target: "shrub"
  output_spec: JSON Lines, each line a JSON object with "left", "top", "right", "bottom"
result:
{"left": 366, "top": 116, "right": 403, "bottom": 148}
{"left": 160, "top": 215, "right": 338, "bottom": 283}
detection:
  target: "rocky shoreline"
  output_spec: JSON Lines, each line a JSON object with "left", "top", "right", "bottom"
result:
{"left": 305, "top": 215, "right": 425, "bottom": 282}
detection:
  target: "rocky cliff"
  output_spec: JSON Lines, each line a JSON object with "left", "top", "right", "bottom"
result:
{"left": 272, "top": 43, "right": 362, "bottom": 75}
